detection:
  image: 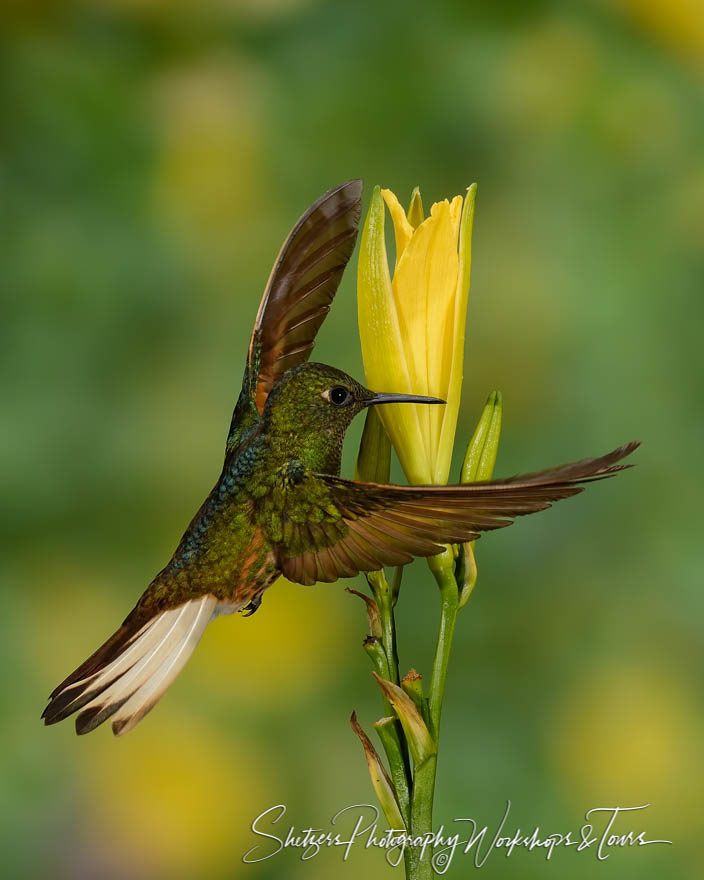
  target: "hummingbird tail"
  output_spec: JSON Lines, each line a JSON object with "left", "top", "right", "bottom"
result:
{"left": 42, "top": 595, "right": 219, "bottom": 736}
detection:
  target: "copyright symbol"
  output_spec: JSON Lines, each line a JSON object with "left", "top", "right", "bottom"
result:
{"left": 432, "top": 851, "right": 450, "bottom": 870}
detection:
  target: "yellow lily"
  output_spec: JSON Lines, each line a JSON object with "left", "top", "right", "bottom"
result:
{"left": 357, "top": 184, "right": 477, "bottom": 485}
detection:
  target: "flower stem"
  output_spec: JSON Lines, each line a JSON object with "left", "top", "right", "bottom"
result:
{"left": 409, "top": 550, "right": 460, "bottom": 879}
{"left": 367, "top": 570, "right": 416, "bottom": 876}
{"left": 381, "top": 596, "right": 401, "bottom": 685}
{"left": 366, "top": 572, "right": 413, "bottom": 823}
{"left": 428, "top": 554, "right": 460, "bottom": 733}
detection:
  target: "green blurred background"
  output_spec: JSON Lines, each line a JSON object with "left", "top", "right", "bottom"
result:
{"left": 2, "top": 0, "right": 702, "bottom": 877}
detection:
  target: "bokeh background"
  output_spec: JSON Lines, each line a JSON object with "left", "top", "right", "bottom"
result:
{"left": 2, "top": 0, "right": 702, "bottom": 878}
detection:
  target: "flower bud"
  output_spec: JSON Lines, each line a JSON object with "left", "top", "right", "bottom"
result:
{"left": 457, "top": 391, "right": 503, "bottom": 607}
{"left": 350, "top": 712, "right": 406, "bottom": 830}
{"left": 355, "top": 407, "right": 391, "bottom": 485}
{"left": 401, "top": 668, "right": 430, "bottom": 725}
{"left": 406, "top": 187, "right": 424, "bottom": 229}
{"left": 362, "top": 636, "right": 388, "bottom": 679}
{"left": 461, "top": 390, "right": 503, "bottom": 484}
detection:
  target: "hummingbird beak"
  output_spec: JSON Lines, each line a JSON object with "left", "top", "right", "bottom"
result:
{"left": 363, "top": 391, "right": 446, "bottom": 407}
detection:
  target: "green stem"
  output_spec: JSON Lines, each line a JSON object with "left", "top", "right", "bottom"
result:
{"left": 428, "top": 557, "right": 460, "bottom": 733}
{"left": 379, "top": 598, "right": 415, "bottom": 878}
{"left": 409, "top": 551, "right": 460, "bottom": 880}
{"left": 366, "top": 573, "right": 413, "bottom": 827}
{"left": 381, "top": 595, "right": 401, "bottom": 685}
{"left": 378, "top": 596, "right": 413, "bottom": 804}
{"left": 363, "top": 557, "right": 460, "bottom": 879}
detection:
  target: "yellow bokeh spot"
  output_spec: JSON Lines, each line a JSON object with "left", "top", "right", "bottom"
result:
{"left": 29, "top": 561, "right": 129, "bottom": 688}
{"left": 550, "top": 661, "right": 701, "bottom": 834}
{"left": 194, "top": 576, "right": 353, "bottom": 704}
{"left": 80, "top": 713, "right": 271, "bottom": 877}
{"left": 498, "top": 21, "right": 598, "bottom": 136}
{"left": 150, "top": 59, "right": 271, "bottom": 288}
{"left": 609, "top": 0, "right": 704, "bottom": 63}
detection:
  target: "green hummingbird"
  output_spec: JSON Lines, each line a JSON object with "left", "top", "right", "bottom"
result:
{"left": 42, "top": 179, "right": 639, "bottom": 737}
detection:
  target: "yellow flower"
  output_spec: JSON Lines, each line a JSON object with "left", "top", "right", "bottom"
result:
{"left": 357, "top": 184, "right": 477, "bottom": 485}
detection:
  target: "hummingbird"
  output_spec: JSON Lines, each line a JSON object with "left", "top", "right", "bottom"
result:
{"left": 42, "top": 179, "right": 639, "bottom": 737}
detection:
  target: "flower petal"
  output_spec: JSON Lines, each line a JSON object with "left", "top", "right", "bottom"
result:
{"left": 392, "top": 199, "right": 460, "bottom": 477}
{"left": 435, "top": 184, "right": 477, "bottom": 483}
{"left": 381, "top": 188, "right": 415, "bottom": 268}
{"left": 357, "top": 187, "right": 428, "bottom": 483}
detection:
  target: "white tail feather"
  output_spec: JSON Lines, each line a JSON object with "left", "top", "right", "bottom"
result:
{"left": 79, "top": 604, "right": 193, "bottom": 719}
{"left": 58, "top": 596, "right": 219, "bottom": 735}
{"left": 57, "top": 612, "right": 182, "bottom": 718}
{"left": 43, "top": 593, "right": 251, "bottom": 735}
{"left": 111, "top": 597, "right": 216, "bottom": 735}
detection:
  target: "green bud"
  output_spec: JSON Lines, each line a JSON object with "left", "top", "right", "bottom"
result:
{"left": 406, "top": 187, "right": 424, "bottom": 229}
{"left": 390, "top": 565, "right": 403, "bottom": 606}
{"left": 355, "top": 407, "right": 391, "bottom": 484}
{"left": 457, "top": 391, "right": 502, "bottom": 607}
{"left": 350, "top": 712, "right": 406, "bottom": 830}
{"left": 366, "top": 568, "right": 392, "bottom": 608}
{"left": 401, "top": 668, "right": 430, "bottom": 726}
{"left": 461, "top": 390, "right": 503, "bottom": 483}
{"left": 363, "top": 636, "right": 389, "bottom": 678}
{"left": 455, "top": 540, "right": 478, "bottom": 608}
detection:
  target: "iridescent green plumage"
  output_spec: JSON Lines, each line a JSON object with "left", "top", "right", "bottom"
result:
{"left": 42, "top": 180, "right": 639, "bottom": 736}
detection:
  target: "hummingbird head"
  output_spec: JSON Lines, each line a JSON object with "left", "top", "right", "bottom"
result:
{"left": 261, "top": 362, "right": 444, "bottom": 473}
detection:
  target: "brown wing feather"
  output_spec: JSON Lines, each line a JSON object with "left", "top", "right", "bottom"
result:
{"left": 247, "top": 179, "right": 363, "bottom": 413}
{"left": 280, "top": 441, "right": 639, "bottom": 585}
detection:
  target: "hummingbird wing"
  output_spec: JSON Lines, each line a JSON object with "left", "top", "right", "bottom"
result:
{"left": 276, "top": 442, "right": 639, "bottom": 586}
{"left": 227, "top": 179, "right": 363, "bottom": 453}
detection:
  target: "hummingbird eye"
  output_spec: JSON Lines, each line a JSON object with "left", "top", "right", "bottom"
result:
{"left": 326, "top": 385, "right": 353, "bottom": 407}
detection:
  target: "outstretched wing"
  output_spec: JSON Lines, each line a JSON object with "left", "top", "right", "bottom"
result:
{"left": 227, "top": 179, "right": 363, "bottom": 453}
{"left": 277, "top": 442, "right": 640, "bottom": 586}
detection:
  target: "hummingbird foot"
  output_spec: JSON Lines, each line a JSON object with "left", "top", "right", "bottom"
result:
{"left": 241, "top": 594, "right": 263, "bottom": 617}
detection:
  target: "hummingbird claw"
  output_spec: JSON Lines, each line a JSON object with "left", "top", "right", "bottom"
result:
{"left": 242, "top": 594, "right": 263, "bottom": 617}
